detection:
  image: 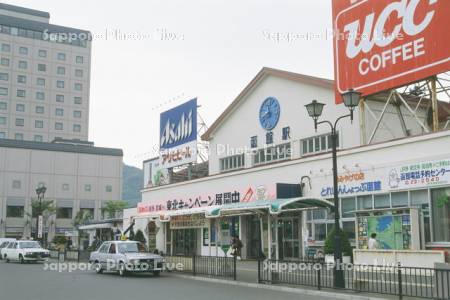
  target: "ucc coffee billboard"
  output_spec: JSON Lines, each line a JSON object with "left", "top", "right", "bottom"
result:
{"left": 332, "top": 0, "right": 450, "bottom": 103}
{"left": 159, "top": 98, "right": 197, "bottom": 169}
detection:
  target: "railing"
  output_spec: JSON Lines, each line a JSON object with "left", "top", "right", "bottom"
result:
{"left": 48, "top": 249, "right": 91, "bottom": 262}
{"left": 258, "top": 260, "right": 450, "bottom": 300}
{"left": 165, "top": 255, "right": 236, "bottom": 280}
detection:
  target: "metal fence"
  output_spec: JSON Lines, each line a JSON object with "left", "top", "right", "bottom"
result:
{"left": 165, "top": 255, "right": 236, "bottom": 280}
{"left": 48, "top": 249, "right": 91, "bottom": 262}
{"left": 258, "top": 260, "right": 450, "bottom": 300}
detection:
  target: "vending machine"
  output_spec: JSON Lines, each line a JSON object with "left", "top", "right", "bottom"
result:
{"left": 356, "top": 208, "right": 421, "bottom": 250}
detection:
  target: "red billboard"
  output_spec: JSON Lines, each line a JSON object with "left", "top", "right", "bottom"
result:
{"left": 332, "top": 0, "right": 450, "bottom": 103}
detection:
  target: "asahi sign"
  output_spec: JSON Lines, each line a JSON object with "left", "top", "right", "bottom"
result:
{"left": 159, "top": 98, "right": 197, "bottom": 169}
{"left": 333, "top": 0, "right": 450, "bottom": 103}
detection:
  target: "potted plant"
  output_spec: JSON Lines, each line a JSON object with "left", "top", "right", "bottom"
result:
{"left": 323, "top": 228, "right": 353, "bottom": 264}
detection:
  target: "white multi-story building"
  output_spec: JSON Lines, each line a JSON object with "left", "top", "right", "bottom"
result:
{"left": 0, "top": 3, "right": 91, "bottom": 142}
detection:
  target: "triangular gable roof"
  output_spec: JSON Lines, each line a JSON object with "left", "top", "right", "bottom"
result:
{"left": 201, "top": 67, "right": 334, "bottom": 141}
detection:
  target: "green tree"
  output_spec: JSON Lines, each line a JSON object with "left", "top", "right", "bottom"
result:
{"left": 101, "top": 200, "right": 128, "bottom": 219}
{"left": 73, "top": 209, "right": 93, "bottom": 226}
{"left": 324, "top": 228, "right": 353, "bottom": 257}
{"left": 29, "top": 199, "right": 56, "bottom": 218}
{"left": 133, "top": 229, "right": 146, "bottom": 244}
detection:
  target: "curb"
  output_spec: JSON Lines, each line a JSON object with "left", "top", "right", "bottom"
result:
{"left": 168, "top": 273, "right": 389, "bottom": 300}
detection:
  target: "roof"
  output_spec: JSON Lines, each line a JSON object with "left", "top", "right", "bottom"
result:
{"left": 0, "top": 13, "right": 91, "bottom": 36}
{"left": 0, "top": 139, "right": 123, "bottom": 157}
{"left": 0, "top": 3, "right": 50, "bottom": 18}
{"left": 201, "top": 67, "right": 334, "bottom": 141}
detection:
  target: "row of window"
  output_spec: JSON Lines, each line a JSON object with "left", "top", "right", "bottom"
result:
{"left": 10, "top": 180, "right": 113, "bottom": 192}
{"left": 0, "top": 103, "right": 82, "bottom": 117}
{"left": 1, "top": 43, "right": 85, "bottom": 63}
{"left": 0, "top": 57, "right": 85, "bottom": 74}
{"left": 0, "top": 117, "right": 82, "bottom": 131}
{"left": 0, "top": 83, "right": 83, "bottom": 96}
{"left": 6, "top": 206, "right": 94, "bottom": 219}
{"left": 0, "top": 24, "right": 88, "bottom": 48}
{"left": 0, "top": 69, "right": 84, "bottom": 83}
{"left": 0, "top": 90, "right": 83, "bottom": 104}
{"left": 301, "top": 133, "right": 339, "bottom": 156}
{"left": 220, "top": 154, "right": 245, "bottom": 172}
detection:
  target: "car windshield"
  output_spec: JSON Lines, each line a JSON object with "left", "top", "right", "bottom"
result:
{"left": 117, "top": 242, "right": 146, "bottom": 253}
{"left": 19, "top": 241, "right": 41, "bottom": 249}
{"left": 0, "top": 242, "right": 9, "bottom": 247}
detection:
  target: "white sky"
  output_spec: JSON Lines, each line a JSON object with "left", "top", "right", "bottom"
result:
{"left": 5, "top": 0, "right": 335, "bottom": 167}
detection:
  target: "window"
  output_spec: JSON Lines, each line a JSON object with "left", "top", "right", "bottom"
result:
{"left": 357, "top": 195, "right": 373, "bottom": 210}
{"left": 75, "top": 69, "right": 83, "bottom": 77}
{"left": 1, "top": 57, "right": 10, "bottom": 66}
{"left": 38, "top": 49, "right": 47, "bottom": 58}
{"left": 56, "top": 94, "right": 64, "bottom": 102}
{"left": 0, "top": 72, "right": 8, "bottom": 81}
{"left": 19, "top": 47, "right": 28, "bottom": 55}
{"left": 14, "top": 133, "right": 23, "bottom": 140}
{"left": 301, "top": 133, "right": 339, "bottom": 156}
{"left": 250, "top": 136, "right": 258, "bottom": 148}
{"left": 431, "top": 187, "right": 450, "bottom": 242}
{"left": 56, "top": 80, "right": 65, "bottom": 88}
{"left": 0, "top": 102, "right": 6, "bottom": 110}
{"left": 73, "top": 110, "right": 82, "bottom": 118}
{"left": 55, "top": 108, "right": 64, "bottom": 116}
{"left": 17, "top": 75, "right": 26, "bottom": 84}
{"left": 36, "top": 78, "right": 45, "bottom": 86}
{"left": 220, "top": 154, "right": 245, "bottom": 172}
{"left": 62, "top": 183, "right": 69, "bottom": 191}
{"left": 0, "top": 116, "right": 6, "bottom": 125}
{"left": 374, "top": 194, "right": 390, "bottom": 208}
{"left": 282, "top": 126, "right": 291, "bottom": 140}
{"left": 35, "top": 120, "right": 43, "bottom": 128}
{"left": 34, "top": 135, "right": 43, "bottom": 142}
{"left": 57, "top": 207, "right": 72, "bottom": 219}
{"left": 57, "top": 66, "right": 65, "bottom": 75}
{"left": 55, "top": 122, "right": 63, "bottom": 130}
{"left": 74, "top": 83, "right": 82, "bottom": 91}
{"left": 392, "top": 192, "right": 408, "bottom": 207}
{"left": 1, "top": 43, "right": 10, "bottom": 52}
{"left": 76, "top": 56, "right": 83, "bottom": 63}
{"left": 36, "top": 92, "right": 45, "bottom": 100}
{"left": 12, "top": 180, "right": 21, "bottom": 189}
{"left": 341, "top": 197, "right": 356, "bottom": 218}
{"left": 35, "top": 106, "right": 44, "bottom": 114}
{"left": 314, "top": 223, "right": 326, "bottom": 241}
{"left": 74, "top": 97, "right": 82, "bottom": 105}
{"left": 15, "top": 118, "right": 24, "bottom": 126}
{"left": 57, "top": 52, "right": 66, "bottom": 61}
{"left": 16, "top": 104, "right": 25, "bottom": 112}
{"left": 106, "top": 185, "right": 112, "bottom": 192}
{"left": 73, "top": 124, "right": 81, "bottom": 132}
{"left": 18, "top": 60, "right": 27, "bottom": 69}
{"left": 253, "top": 143, "right": 291, "bottom": 166}
{"left": 37, "top": 64, "right": 46, "bottom": 72}
{"left": 85, "top": 184, "right": 91, "bottom": 192}
{"left": 265, "top": 131, "right": 273, "bottom": 144}
{"left": 411, "top": 189, "right": 428, "bottom": 207}
{"left": 313, "top": 209, "right": 326, "bottom": 220}
{"left": 17, "top": 90, "right": 26, "bottom": 97}
{"left": 0, "top": 87, "right": 8, "bottom": 95}
{"left": 342, "top": 221, "right": 356, "bottom": 240}
{"left": 0, "top": 132, "right": 5, "bottom": 138}
{"left": 6, "top": 206, "right": 24, "bottom": 218}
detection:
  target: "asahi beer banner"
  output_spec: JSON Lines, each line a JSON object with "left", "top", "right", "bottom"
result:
{"left": 137, "top": 183, "right": 277, "bottom": 215}
{"left": 332, "top": 0, "right": 450, "bottom": 103}
{"left": 319, "top": 158, "right": 450, "bottom": 197}
{"left": 159, "top": 98, "right": 198, "bottom": 168}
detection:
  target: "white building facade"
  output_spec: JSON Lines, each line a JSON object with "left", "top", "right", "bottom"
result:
{"left": 134, "top": 68, "right": 450, "bottom": 260}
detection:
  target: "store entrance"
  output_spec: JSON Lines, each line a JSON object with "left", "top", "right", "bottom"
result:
{"left": 246, "top": 216, "right": 262, "bottom": 259}
{"left": 277, "top": 218, "right": 301, "bottom": 260}
{"left": 173, "top": 229, "right": 197, "bottom": 256}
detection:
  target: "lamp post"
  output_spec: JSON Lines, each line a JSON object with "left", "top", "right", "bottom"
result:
{"left": 305, "top": 89, "right": 361, "bottom": 288}
{"left": 35, "top": 186, "right": 47, "bottom": 243}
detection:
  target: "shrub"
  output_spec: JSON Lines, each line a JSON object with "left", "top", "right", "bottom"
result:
{"left": 324, "top": 228, "right": 353, "bottom": 257}
{"left": 52, "top": 235, "right": 67, "bottom": 245}
{"left": 133, "top": 229, "right": 146, "bottom": 244}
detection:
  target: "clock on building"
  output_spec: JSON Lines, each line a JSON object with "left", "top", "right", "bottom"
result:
{"left": 259, "top": 97, "right": 280, "bottom": 130}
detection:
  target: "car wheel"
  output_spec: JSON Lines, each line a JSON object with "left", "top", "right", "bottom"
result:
{"left": 94, "top": 261, "right": 103, "bottom": 274}
{"left": 4, "top": 255, "right": 9, "bottom": 263}
{"left": 19, "top": 255, "right": 25, "bottom": 264}
{"left": 118, "top": 262, "right": 127, "bottom": 277}
{"left": 153, "top": 271, "right": 160, "bottom": 277}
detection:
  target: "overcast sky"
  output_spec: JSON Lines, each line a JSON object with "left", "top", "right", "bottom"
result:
{"left": 5, "top": 0, "right": 334, "bottom": 167}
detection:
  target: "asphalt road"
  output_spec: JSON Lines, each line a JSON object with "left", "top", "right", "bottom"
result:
{"left": 0, "top": 260, "right": 329, "bottom": 300}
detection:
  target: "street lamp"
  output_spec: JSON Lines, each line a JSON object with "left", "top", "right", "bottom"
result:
{"left": 304, "top": 89, "right": 361, "bottom": 288}
{"left": 35, "top": 186, "right": 47, "bottom": 243}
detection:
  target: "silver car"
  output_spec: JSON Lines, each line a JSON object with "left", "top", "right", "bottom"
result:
{"left": 89, "top": 241, "right": 164, "bottom": 277}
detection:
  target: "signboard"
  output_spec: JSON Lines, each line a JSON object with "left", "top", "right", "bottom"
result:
{"left": 170, "top": 215, "right": 207, "bottom": 229}
{"left": 37, "top": 215, "right": 43, "bottom": 239}
{"left": 332, "top": 0, "right": 450, "bottom": 103}
{"left": 143, "top": 157, "right": 169, "bottom": 188}
{"left": 159, "top": 98, "right": 197, "bottom": 168}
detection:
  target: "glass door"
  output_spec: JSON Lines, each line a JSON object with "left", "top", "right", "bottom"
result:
{"left": 277, "top": 218, "right": 301, "bottom": 260}
{"left": 173, "top": 229, "right": 197, "bottom": 256}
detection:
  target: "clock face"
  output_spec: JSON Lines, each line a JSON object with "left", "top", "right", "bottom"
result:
{"left": 259, "top": 97, "right": 280, "bottom": 130}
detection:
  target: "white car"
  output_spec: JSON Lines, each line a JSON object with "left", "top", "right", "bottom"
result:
{"left": 2, "top": 240, "right": 50, "bottom": 263}
{"left": 0, "top": 239, "right": 16, "bottom": 260}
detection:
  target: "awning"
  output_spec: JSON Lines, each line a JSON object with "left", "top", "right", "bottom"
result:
{"left": 208, "top": 197, "right": 334, "bottom": 218}
{"left": 78, "top": 223, "right": 114, "bottom": 230}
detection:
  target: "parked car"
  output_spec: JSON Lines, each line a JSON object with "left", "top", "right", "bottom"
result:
{"left": 89, "top": 241, "right": 164, "bottom": 277}
{"left": 0, "top": 239, "right": 16, "bottom": 260}
{"left": 2, "top": 240, "right": 50, "bottom": 263}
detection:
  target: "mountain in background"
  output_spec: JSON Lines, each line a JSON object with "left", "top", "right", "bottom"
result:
{"left": 122, "top": 164, "right": 143, "bottom": 207}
